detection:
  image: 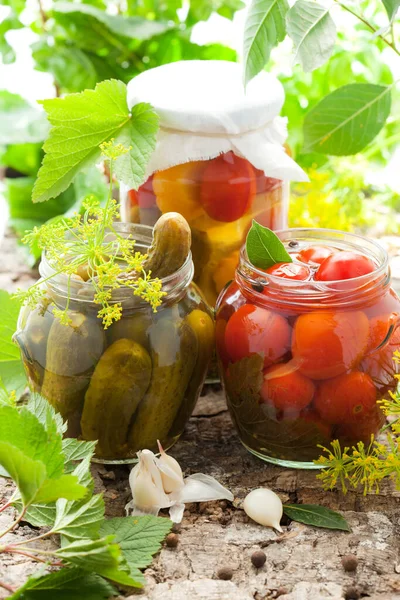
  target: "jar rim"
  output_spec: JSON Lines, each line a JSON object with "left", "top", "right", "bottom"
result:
{"left": 237, "top": 227, "right": 390, "bottom": 306}
{"left": 39, "top": 222, "right": 194, "bottom": 305}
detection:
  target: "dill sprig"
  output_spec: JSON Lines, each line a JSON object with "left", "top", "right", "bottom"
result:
{"left": 316, "top": 363, "right": 400, "bottom": 495}
{"left": 14, "top": 140, "right": 165, "bottom": 328}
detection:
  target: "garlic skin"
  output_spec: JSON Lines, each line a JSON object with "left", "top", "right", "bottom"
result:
{"left": 126, "top": 443, "right": 233, "bottom": 522}
{"left": 243, "top": 488, "right": 283, "bottom": 532}
{"left": 156, "top": 440, "right": 184, "bottom": 493}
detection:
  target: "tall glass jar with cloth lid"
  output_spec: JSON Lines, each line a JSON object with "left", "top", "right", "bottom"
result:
{"left": 121, "top": 60, "right": 307, "bottom": 306}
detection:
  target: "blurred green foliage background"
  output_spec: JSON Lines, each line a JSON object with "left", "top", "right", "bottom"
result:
{"left": 0, "top": 0, "right": 399, "bottom": 261}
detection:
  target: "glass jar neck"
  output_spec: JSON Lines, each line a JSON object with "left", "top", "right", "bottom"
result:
{"left": 39, "top": 222, "right": 194, "bottom": 311}
{"left": 236, "top": 228, "right": 391, "bottom": 310}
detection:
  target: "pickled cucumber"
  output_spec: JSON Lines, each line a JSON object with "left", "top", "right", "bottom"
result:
{"left": 41, "top": 311, "right": 105, "bottom": 434}
{"left": 142, "top": 212, "right": 191, "bottom": 279}
{"left": 14, "top": 307, "right": 55, "bottom": 391}
{"left": 81, "top": 338, "right": 152, "bottom": 458}
{"left": 107, "top": 311, "right": 152, "bottom": 351}
{"left": 128, "top": 318, "right": 198, "bottom": 452}
{"left": 170, "top": 309, "right": 215, "bottom": 435}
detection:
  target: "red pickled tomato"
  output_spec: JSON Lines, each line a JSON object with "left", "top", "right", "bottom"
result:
{"left": 298, "top": 245, "right": 335, "bottom": 266}
{"left": 200, "top": 152, "right": 256, "bottom": 223}
{"left": 315, "top": 251, "right": 375, "bottom": 282}
{"left": 314, "top": 371, "right": 377, "bottom": 424}
{"left": 361, "top": 315, "right": 400, "bottom": 388}
{"left": 224, "top": 304, "right": 290, "bottom": 367}
{"left": 299, "top": 410, "right": 331, "bottom": 440}
{"left": 266, "top": 262, "right": 310, "bottom": 281}
{"left": 128, "top": 175, "right": 156, "bottom": 209}
{"left": 261, "top": 363, "right": 315, "bottom": 411}
{"left": 292, "top": 310, "right": 369, "bottom": 380}
{"left": 335, "top": 407, "right": 385, "bottom": 444}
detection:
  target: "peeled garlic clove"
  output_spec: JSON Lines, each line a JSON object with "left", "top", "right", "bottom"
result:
{"left": 243, "top": 488, "right": 283, "bottom": 532}
{"left": 129, "top": 450, "right": 170, "bottom": 513}
{"left": 157, "top": 440, "right": 184, "bottom": 493}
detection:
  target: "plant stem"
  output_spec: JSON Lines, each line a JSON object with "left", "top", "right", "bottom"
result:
{"left": 0, "top": 508, "right": 26, "bottom": 538}
{"left": 10, "top": 530, "right": 53, "bottom": 548}
{"left": 0, "top": 580, "right": 15, "bottom": 593}
{"left": 0, "top": 501, "right": 12, "bottom": 514}
{"left": 13, "top": 546, "right": 57, "bottom": 558}
{"left": 6, "top": 548, "right": 50, "bottom": 564}
{"left": 334, "top": 1, "right": 400, "bottom": 57}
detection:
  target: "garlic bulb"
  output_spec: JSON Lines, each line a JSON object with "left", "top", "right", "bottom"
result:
{"left": 126, "top": 442, "right": 233, "bottom": 522}
{"left": 243, "top": 488, "right": 283, "bottom": 532}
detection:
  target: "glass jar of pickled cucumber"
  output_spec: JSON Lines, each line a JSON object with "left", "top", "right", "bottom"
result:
{"left": 14, "top": 223, "right": 214, "bottom": 463}
{"left": 120, "top": 60, "right": 306, "bottom": 306}
{"left": 216, "top": 229, "right": 400, "bottom": 469}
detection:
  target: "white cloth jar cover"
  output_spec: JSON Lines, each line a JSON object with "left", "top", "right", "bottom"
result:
{"left": 127, "top": 60, "right": 308, "bottom": 186}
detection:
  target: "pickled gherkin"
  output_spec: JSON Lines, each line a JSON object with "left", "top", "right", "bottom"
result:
{"left": 128, "top": 318, "right": 198, "bottom": 452}
{"left": 170, "top": 309, "right": 214, "bottom": 436}
{"left": 81, "top": 338, "right": 152, "bottom": 458}
{"left": 107, "top": 310, "right": 152, "bottom": 351}
{"left": 142, "top": 212, "right": 191, "bottom": 278}
{"left": 41, "top": 311, "right": 105, "bottom": 434}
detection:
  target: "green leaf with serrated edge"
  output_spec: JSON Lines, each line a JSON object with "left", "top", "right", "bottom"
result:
{"left": 286, "top": 0, "right": 336, "bottom": 72}
{"left": 246, "top": 221, "right": 292, "bottom": 270}
{"left": 0, "top": 91, "right": 49, "bottom": 146}
{"left": 32, "top": 80, "right": 159, "bottom": 203}
{"left": 243, "top": 0, "right": 289, "bottom": 85}
{"left": 56, "top": 537, "right": 141, "bottom": 587}
{"left": 0, "top": 290, "right": 27, "bottom": 396}
{"left": 10, "top": 567, "right": 116, "bottom": 600}
{"left": 303, "top": 83, "right": 392, "bottom": 156}
{"left": 13, "top": 500, "right": 56, "bottom": 528}
{"left": 283, "top": 504, "right": 350, "bottom": 531}
{"left": 26, "top": 393, "right": 67, "bottom": 436}
{"left": 62, "top": 439, "right": 97, "bottom": 471}
{"left": 53, "top": 493, "right": 105, "bottom": 541}
{"left": 114, "top": 103, "right": 159, "bottom": 190}
{"left": 0, "top": 405, "right": 63, "bottom": 479}
{"left": 382, "top": 0, "right": 400, "bottom": 21}
{"left": 0, "top": 443, "right": 47, "bottom": 505}
{"left": 100, "top": 516, "right": 172, "bottom": 572}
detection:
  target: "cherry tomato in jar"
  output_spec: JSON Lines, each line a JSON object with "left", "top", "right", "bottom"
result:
{"left": 299, "top": 410, "right": 331, "bottom": 440}
{"left": 292, "top": 310, "right": 369, "bottom": 380}
{"left": 261, "top": 363, "right": 315, "bottom": 411}
{"left": 335, "top": 406, "right": 385, "bottom": 444}
{"left": 153, "top": 161, "right": 205, "bottom": 222}
{"left": 200, "top": 152, "right": 256, "bottom": 223}
{"left": 315, "top": 251, "right": 375, "bottom": 281}
{"left": 362, "top": 315, "right": 400, "bottom": 388}
{"left": 128, "top": 175, "right": 156, "bottom": 209}
{"left": 298, "top": 245, "right": 335, "bottom": 266}
{"left": 314, "top": 371, "right": 377, "bottom": 424}
{"left": 254, "top": 168, "right": 282, "bottom": 195}
{"left": 266, "top": 262, "right": 310, "bottom": 281}
{"left": 224, "top": 304, "right": 290, "bottom": 367}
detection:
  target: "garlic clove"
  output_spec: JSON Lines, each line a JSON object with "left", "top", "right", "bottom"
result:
{"left": 168, "top": 502, "right": 186, "bottom": 523}
{"left": 156, "top": 441, "right": 185, "bottom": 493}
{"left": 243, "top": 488, "right": 283, "bottom": 532}
{"left": 178, "top": 473, "right": 234, "bottom": 504}
{"left": 129, "top": 450, "right": 170, "bottom": 513}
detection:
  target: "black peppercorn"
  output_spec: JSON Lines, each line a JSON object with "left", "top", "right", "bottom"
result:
{"left": 342, "top": 554, "right": 358, "bottom": 572}
{"left": 251, "top": 550, "right": 266, "bottom": 569}
{"left": 165, "top": 533, "right": 179, "bottom": 548}
{"left": 217, "top": 567, "right": 233, "bottom": 580}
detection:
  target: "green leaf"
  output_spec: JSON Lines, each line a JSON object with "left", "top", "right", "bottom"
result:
{"left": 0, "top": 13, "right": 22, "bottom": 65}
{"left": 14, "top": 501, "right": 57, "bottom": 528}
{"left": 0, "top": 442, "right": 46, "bottom": 506}
{"left": 243, "top": 0, "right": 289, "bottom": 85}
{"left": 62, "top": 439, "right": 97, "bottom": 470}
{"left": 53, "top": 2, "right": 170, "bottom": 41}
{"left": 303, "top": 83, "right": 392, "bottom": 155}
{"left": 246, "top": 221, "right": 292, "bottom": 269}
{"left": 0, "top": 142, "right": 43, "bottom": 175}
{"left": 10, "top": 567, "right": 116, "bottom": 600}
{"left": 53, "top": 492, "right": 105, "bottom": 541}
{"left": 382, "top": 0, "right": 400, "bottom": 21}
{"left": 100, "top": 515, "right": 172, "bottom": 580}
{"left": 34, "top": 475, "right": 87, "bottom": 504}
{"left": 286, "top": 0, "right": 336, "bottom": 72}
{"left": 0, "top": 290, "right": 27, "bottom": 395}
{"left": 283, "top": 504, "right": 350, "bottom": 531}
{"left": 26, "top": 393, "right": 66, "bottom": 437}
{"left": 56, "top": 537, "right": 141, "bottom": 587}
{"left": 0, "top": 91, "right": 49, "bottom": 145}
{"left": 32, "top": 80, "right": 159, "bottom": 203}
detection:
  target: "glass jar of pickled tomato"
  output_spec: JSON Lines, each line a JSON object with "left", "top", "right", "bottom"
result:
{"left": 121, "top": 60, "right": 306, "bottom": 306}
{"left": 14, "top": 224, "right": 214, "bottom": 464}
{"left": 216, "top": 229, "right": 400, "bottom": 468}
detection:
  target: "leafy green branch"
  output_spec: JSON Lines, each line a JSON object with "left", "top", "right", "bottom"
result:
{"left": 243, "top": 0, "right": 399, "bottom": 156}
{"left": 0, "top": 395, "right": 171, "bottom": 598}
